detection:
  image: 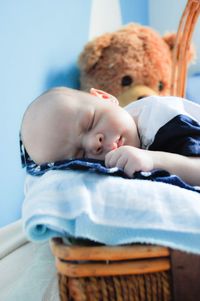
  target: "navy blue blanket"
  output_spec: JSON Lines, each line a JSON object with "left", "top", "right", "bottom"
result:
{"left": 24, "top": 158, "right": 200, "bottom": 194}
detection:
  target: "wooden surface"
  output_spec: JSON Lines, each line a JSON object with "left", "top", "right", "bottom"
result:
{"left": 50, "top": 238, "right": 171, "bottom": 278}
{"left": 50, "top": 238, "right": 170, "bottom": 261}
{"left": 56, "top": 257, "right": 170, "bottom": 277}
{"left": 171, "top": 249, "right": 200, "bottom": 301}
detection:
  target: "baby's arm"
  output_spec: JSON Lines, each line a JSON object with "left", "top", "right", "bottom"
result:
{"left": 105, "top": 146, "right": 200, "bottom": 186}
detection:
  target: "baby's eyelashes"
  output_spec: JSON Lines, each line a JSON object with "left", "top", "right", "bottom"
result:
{"left": 88, "top": 112, "right": 95, "bottom": 131}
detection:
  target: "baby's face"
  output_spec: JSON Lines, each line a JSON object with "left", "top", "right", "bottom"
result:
{"left": 59, "top": 89, "right": 140, "bottom": 161}
{"left": 22, "top": 88, "right": 140, "bottom": 164}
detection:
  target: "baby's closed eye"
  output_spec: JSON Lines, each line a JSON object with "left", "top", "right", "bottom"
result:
{"left": 87, "top": 111, "right": 95, "bottom": 131}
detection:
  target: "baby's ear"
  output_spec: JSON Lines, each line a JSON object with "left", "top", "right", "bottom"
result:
{"left": 90, "top": 88, "right": 119, "bottom": 105}
{"left": 78, "top": 34, "right": 112, "bottom": 72}
{"left": 163, "top": 32, "right": 196, "bottom": 63}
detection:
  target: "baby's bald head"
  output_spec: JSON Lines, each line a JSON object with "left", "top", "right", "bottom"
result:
{"left": 21, "top": 87, "right": 88, "bottom": 164}
{"left": 21, "top": 86, "right": 138, "bottom": 165}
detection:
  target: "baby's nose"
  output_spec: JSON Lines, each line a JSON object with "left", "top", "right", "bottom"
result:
{"left": 93, "top": 133, "right": 104, "bottom": 155}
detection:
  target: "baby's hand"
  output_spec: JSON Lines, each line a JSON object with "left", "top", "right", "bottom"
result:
{"left": 105, "top": 146, "right": 154, "bottom": 177}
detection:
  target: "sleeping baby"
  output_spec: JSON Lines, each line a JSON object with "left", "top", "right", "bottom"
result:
{"left": 20, "top": 87, "right": 200, "bottom": 186}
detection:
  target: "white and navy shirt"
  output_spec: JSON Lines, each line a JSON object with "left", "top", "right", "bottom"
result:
{"left": 125, "top": 95, "right": 200, "bottom": 156}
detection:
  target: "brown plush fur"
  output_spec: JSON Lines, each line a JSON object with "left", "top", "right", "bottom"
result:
{"left": 78, "top": 23, "right": 194, "bottom": 107}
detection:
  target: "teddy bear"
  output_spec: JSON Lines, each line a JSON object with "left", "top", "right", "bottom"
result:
{"left": 78, "top": 23, "right": 194, "bottom": 107}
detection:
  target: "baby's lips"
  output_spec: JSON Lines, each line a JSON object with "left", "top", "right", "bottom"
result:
{"left": 112, "top": 142, "right": 118, "bottom": 150}
{"left": 105, "top": 141, "right": 117, "bottom": 152}
{"left": 117, "top": 137, "right": 124, "bottom": 147}
{"left": 111, "top": 138, "right": 123, "bottom": 150}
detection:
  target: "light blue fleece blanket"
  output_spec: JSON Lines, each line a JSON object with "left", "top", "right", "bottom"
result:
{"left": 23, "top": 170, "right": 200, "bottom": 253}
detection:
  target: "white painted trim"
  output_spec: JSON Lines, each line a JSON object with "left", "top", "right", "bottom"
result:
{"left": 89, "top": 0, "right": 122, "bottom": 40}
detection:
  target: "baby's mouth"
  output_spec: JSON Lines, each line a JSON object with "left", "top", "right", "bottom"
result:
{"left": 111, "top": 136, "right": 123, "bottom": 150}
{"left": 117, "top": 136, "right": 124, "bottom": 147}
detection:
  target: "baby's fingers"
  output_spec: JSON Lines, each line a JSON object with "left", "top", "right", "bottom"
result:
{"left": 123, "top": 161, "right": 136, "bottom": 178}
{"left": 105, "top": 149, "right": 121, "bottom": 167}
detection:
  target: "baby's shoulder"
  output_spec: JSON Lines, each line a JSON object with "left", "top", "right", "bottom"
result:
{"left": 126, "top": 95, "right": 184, "bottom": 110}
{"left": 125, "top": 95, "right": 186, "bottom": 121}
{"left": 125, "top": 95, "right": 200, "bottom": 122}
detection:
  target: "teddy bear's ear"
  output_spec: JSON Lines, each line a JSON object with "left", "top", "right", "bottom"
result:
{"left": 162, "top": 33, "right": 177, "bottom": 52}
{"left": 163, "top": 32, "right": 196, "bottom": 63}
{"left": 78, "top": 33, "right": 112, "bottom": 72}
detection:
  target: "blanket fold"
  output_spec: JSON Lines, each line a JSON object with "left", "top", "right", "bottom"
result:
{"left": 23, "top": 169, "right": 200, "bottom": 254}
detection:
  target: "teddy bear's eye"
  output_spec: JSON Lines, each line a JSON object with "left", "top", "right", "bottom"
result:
{"left": 121, "top": 75, "right": 133, "bottom": 86}
{"left": 158, "top": 81, "right": 164, "bottom": 91}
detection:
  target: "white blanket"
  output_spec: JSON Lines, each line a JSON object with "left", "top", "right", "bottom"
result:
{"left": 0, "top": 220, "right": 59, "bottom": 301}
{"left": 23, "top": 170, "right": 200, "bottom": 253}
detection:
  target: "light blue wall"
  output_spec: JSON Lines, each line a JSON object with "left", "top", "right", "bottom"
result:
{"left": 120, "top": 0, "right": 149, "bottom": 25}
{"left": 0, "top": 0, "right": 92, "bottom": 228}
{"left": 0, "top": 0, "right": 148, "bottom": 228}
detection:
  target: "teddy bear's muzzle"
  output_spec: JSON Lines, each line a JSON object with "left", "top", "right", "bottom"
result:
{"left": 118, "top": 85, "right": 158, "bottom": 107}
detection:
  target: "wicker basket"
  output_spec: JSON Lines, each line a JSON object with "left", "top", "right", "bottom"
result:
{"left": 50, "top": 238, "right": 172, "bottom": 301}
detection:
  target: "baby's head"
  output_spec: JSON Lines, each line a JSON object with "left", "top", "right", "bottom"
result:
{"left": 21, "top": 87, "right": 140, "bottom": 164}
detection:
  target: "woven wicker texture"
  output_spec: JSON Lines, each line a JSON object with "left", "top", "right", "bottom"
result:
{"left": 58, "top": 272, "right": 172, "bottom": 301}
